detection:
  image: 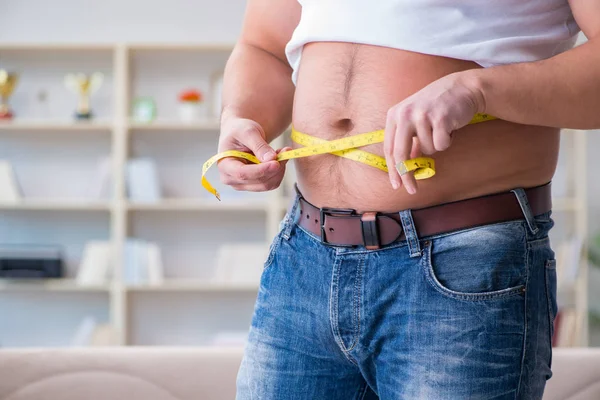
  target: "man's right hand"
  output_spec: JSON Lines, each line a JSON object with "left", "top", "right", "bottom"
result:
{"left": 217, "top": 118, "right": 291, "bottom": 192}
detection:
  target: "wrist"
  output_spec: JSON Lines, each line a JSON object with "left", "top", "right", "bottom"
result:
{"left": 220, "top": 104, "right": 243, "bottom": 125}
{"left": 458, "top": 69, "right": 488, "bottom": 115}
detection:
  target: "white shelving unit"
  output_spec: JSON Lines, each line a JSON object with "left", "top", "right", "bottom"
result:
{"left": 0, "top": 43, "right": 285, "bottom": 347}
{"left": 0, "top": 43, "right": 589, "bottom": 347}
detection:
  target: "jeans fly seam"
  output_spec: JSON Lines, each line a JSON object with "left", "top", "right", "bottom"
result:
{"left": 329, "top": 256, "right": 358, "bottom": 365}
{"left": 345, "top": 255, "right": 363, "bottom": 353}
{"left": 516, "top": 245, "right": 531, "bottom": 399}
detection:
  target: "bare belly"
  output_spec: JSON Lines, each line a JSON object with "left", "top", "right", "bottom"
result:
{"left": 291, "top": 43, "right": 559, "bottom": 213}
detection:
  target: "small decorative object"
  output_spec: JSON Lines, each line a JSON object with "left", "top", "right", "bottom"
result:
{"left": 178, "top": 88, "right": 206, "bottom": 122}
{"left": 0, "top": 70, "right": 18, "bottom": 120}
{"left": 131, "top": 97, "right": 157, "bottom": 123}
{"left": 64, "top": 72, "right": 103, "bottom": 120}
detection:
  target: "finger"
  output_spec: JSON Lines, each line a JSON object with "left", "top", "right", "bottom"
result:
{"left": 276, "top": 146, "right": 293, "bottom": 167}
{"left": 219, "top": 159, "right": 281, "bottom": 185}
{"left": 218, "top": 158, "right": 248, "bottom": 184}
{"left": 413, "top": 114, "right": 435, "bottom": 155}
{"left": 384, "top": 113, "right": 401, "bottom": 190}
{"left": 244, "top": 128, "right": 276, "bottom": 162}
{"left": 230, "top": 170, "right": 286, "bottom": 192}
{"left": 432, "top": 119, "right": 453, "bottom": 152}
{"left": 410, "top": 137, "right": 422, "bottom": 160}
{"left": 394, "top": 124, "right": 418, "bottom": 195}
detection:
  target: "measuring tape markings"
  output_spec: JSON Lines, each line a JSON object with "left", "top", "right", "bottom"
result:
{"left": 202, "top": 113, "right": 496, "bottom": 200}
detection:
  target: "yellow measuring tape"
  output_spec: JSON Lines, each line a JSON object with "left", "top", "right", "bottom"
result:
{"left": 202, "top": 113, "right": 496, "bottom": 200}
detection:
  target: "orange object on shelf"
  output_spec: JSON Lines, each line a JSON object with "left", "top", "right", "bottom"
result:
{"left": 178, "top": 89, "right": 203, "bottom": 103}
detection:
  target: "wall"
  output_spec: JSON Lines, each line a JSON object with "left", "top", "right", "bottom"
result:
{"left": 1, "top": 0, "right": 599, "bottom": 234}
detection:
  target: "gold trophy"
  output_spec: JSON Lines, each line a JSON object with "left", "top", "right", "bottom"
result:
{"left": 0, "top": 70, "right": 18, "bottom": 120}
{"left": 64, "top": 72, "right": 103, "bottom": 120}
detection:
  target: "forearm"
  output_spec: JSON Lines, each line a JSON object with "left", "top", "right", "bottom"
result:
{"left": 473, "top": 37, "right": 600, "bottom": 130}
{"left": 221, "top": 42, "right": 295, "bottom": 142}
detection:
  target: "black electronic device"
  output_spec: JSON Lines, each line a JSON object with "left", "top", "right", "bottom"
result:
{"left": 0, "top": 245, "right": 63, "bottom": 278}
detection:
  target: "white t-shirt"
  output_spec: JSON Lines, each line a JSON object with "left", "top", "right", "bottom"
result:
{"left": 285, "top": 0, "right": 580, "bottom": 84}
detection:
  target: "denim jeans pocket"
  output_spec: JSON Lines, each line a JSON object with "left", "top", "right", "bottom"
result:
{"left": 421, "top": 221, "right": 528, "bottom": 301}
{"left": 263, "top": 214, "right": 291, "bottom": 270}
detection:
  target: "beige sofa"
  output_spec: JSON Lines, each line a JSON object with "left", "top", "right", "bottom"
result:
{"left": 0, "top": 347, "right": 598, "bottom": 400}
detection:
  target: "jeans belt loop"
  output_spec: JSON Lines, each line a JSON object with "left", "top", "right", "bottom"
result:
{"left": 511, "top": 188, "right": 539, "bottom": 235}
{"left": 399, "top": 209, "right": 421, "bottom": 258}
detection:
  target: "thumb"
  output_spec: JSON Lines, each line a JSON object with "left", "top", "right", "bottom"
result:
{"left": 245, "top": 125, "right": 276, "bottom": 162}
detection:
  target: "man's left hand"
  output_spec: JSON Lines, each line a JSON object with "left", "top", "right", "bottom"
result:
{"left": 384, "top": 70, "right": 484, "bottom": 194}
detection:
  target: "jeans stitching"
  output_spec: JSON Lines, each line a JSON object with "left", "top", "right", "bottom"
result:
{"left": 516, "top": 245, "right": 531, "bottom": 398}
{"left": 527, "top": 237, "right": 551, "bottom": 250}
{"left": 345, "top": 255, "right": 363, "bottom": 352}
{"left": 400, "top": 210, "right": 421, "bottom": 257}
{"left": 422, "top": 241, "right": 527, "bottom": 301}
{"left": 329, "top": 256, "right": 358, "bottom": 365}
{"left": 545, "top": 259, "right": 557, "bottom": 369}
{"left": 358, "top": 381, "right": 370, "bottom": 400}
{"left": 263, "top": 233, "right": 284, "bottom": 271}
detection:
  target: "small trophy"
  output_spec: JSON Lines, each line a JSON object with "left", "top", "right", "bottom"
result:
{"left": 0, "top": 70, "right": 18, "bottom": 120}
{"left": 64, "top": 72, "right": 103, "bottom": 120}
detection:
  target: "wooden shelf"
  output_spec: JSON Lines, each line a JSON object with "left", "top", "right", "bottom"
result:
{"left": 0, "top": 279, "right": 110, "bottom": 293}
{"left": 0, "top": 43, "right": 115, "bottom": 51}
{"left": 126, "top": 198, "right": 269, "bottom": 212}
{"left": 0, "top": 200, "right": 111, "bottom": 211}
{"left": 127, "top": 43, "right": 234, "bottom": 52}
{"left": 128, "top": 119, "right": 220, "bottom": 131}
{"left": 0, "top": 120, "right": 113, "bottom": 131}
{"left": 126, "top": 280, "right": 258, "bottom": 293}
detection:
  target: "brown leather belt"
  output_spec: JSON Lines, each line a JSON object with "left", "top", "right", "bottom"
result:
{"left": 296, "top": 183, "right": 552, "bottom": 249}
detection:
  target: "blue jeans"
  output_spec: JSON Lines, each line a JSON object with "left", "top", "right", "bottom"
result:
{"left": 237, "top": 191, "right": 556, "bottom": 400}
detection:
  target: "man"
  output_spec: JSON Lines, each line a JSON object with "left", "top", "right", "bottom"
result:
{"left": 217, "top": 0, "right": 599, "bottom": 398}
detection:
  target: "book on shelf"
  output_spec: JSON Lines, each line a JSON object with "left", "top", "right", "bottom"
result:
{"left": 555, "top": 236, "right": 584, "bottom": 290}
{"left": 123, "top": 239, "right": 164, "bottom": 286}
{"left": 126, "top": 158, "right": 162, "bottom": 202}
{"left": 146, "top": 242, "right": 164, "bottom": 286}
{"left": 70, "top": 317, "right": 118, "bottom": 346}
{"left": 0, "top": 160, "right": 22, "bottom": 204}
{"left": 90, "top": 324, "right": 119, "bottom": 346}
{"left": 212, "top": 243, "right": 269, "bottom": 286}
{"left": 70, "top": 316, "right": 97, "bottom": 347}
{"left": 86, "top": 156, "right": 112, "bottom": 200}
{"left": 76, "top": 241, "right": 112, "bottom": 286}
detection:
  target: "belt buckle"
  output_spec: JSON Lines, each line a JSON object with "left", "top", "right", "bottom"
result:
{"left": 320, "top": 207, "right": 356, "bottom": 247}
